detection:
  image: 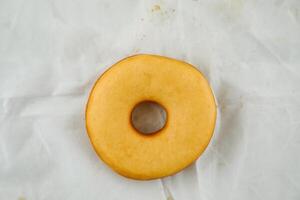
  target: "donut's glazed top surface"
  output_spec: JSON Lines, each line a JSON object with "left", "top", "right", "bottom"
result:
{"left": 86, "top": 54, "right": 216, "bottom": 180}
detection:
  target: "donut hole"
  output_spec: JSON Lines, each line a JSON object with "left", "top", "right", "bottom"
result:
{"left": 131, "top": 101, "right": 167, "bottom": 135}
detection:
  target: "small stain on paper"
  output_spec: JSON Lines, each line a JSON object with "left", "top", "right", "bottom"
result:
{"left": 149, "top": 4, "right": 176, "bottom": 23}
{"left": 18, "top": 197, "right": 26, "bottom": 200}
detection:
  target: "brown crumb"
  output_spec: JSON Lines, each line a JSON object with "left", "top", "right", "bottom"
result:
{"left": 151, "top": 5, "right": 161, "bottom": 12}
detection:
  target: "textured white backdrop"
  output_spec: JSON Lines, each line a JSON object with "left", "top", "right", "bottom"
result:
{"left": 0, "top": 0, "right": 300, "bottom": 199}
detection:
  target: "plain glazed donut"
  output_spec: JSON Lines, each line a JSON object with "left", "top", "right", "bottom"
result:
{"left": 86, "top": 54, "right": 216, "bottom": 180}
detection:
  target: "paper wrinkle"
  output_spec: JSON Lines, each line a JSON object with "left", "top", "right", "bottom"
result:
{"left": 161, "top": 179, "right": 174, "bottom": 200}
{"left": 1, "top": 0, "right": 300, "bottom": 199}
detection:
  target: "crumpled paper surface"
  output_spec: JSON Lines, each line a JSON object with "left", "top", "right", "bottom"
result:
{"left": 1, "top": 0, "right": 300, "bottom": 199}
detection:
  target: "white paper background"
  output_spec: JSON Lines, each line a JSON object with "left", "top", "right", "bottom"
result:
{"left": 1, "top": 0, "right": 300, "bottom": 199}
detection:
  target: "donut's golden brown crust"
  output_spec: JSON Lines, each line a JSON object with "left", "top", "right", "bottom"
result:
{"left": 86, "top": 54, "right": 216, "bottom": 180}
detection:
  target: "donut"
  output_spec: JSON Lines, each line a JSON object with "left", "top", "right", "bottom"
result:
{"left": 86, "top": 54, "right": 216, "bottom": 180}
